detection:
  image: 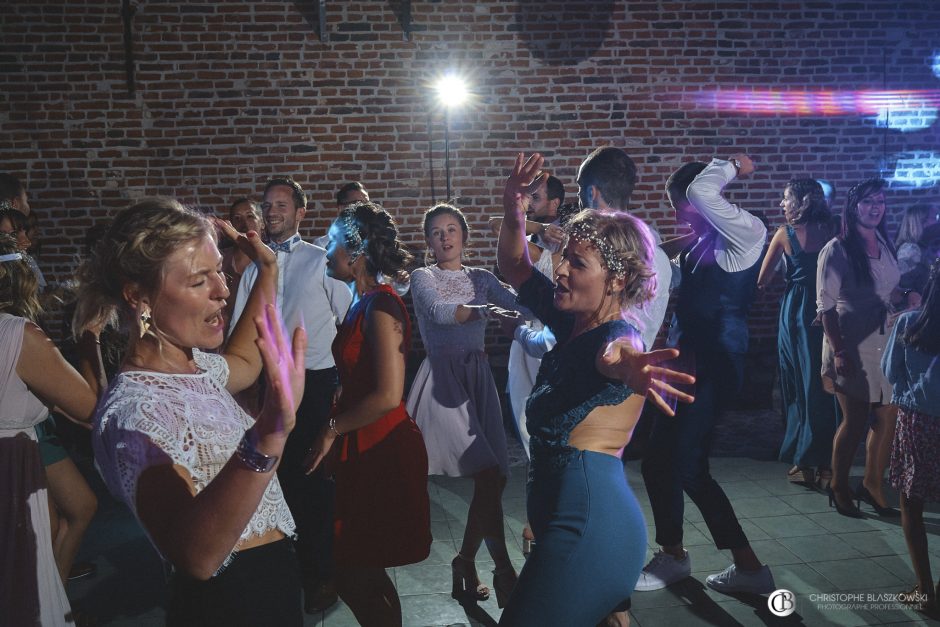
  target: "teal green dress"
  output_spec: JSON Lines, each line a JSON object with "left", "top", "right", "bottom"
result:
{"left": 777, "top": 226, "right": 838, "bottom": 469}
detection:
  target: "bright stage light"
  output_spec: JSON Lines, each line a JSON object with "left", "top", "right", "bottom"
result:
{"left": 435, "top": 73, "right": 469, "bottom": 108}
{"left": 932, "top": 51, "right": 940, "bottom": 79}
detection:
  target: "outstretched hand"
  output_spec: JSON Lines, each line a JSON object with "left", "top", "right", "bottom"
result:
{"left": 303, "top": 422, "right": 337, "bottom": 475}
{"left": 503, "top": 153, "right": 545, "bottom": 216}
{"left": 213, "top": 217, "right": 276, "bottom": 268}
{"left": 254, "top": 304, "right": 307, "bottom": 440}
{"left": 598, "top": 341, "right": 695, "bottom": 416}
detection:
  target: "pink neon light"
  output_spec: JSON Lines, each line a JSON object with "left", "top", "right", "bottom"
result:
{"left": 696, "top": 90, "right": 940, "bottom": 116}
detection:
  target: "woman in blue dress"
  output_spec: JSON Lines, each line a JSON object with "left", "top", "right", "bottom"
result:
{"left": 495, "top": 153, "right": 695, "bottom": 626}
{"left": 757, "top": 178, "right": 838, "bottom": 489}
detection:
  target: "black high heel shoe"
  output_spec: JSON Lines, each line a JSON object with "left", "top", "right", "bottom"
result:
{"left": 451, "top": 554, "right": 490, "bottom": 603}
{"left": 828, "top": 487, "right": 863, "bottom": 518}
{"left": 855, "top": 485, "right": 901, "bottom": 517}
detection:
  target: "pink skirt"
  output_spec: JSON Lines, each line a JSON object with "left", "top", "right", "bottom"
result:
{"left": 889, "top": 406, "right": 940, "bottom": 502}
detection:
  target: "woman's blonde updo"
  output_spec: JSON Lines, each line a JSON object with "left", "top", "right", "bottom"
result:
{"left": 0, "top": 233, "right": 41, "bottom": 321}
{"left": 564, "top": 209, "right": 657, "bottom": 310}
{"left": 72, "top": 197, "right": 212, "bottom": 338}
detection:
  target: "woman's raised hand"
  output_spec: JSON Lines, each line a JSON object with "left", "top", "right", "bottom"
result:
{"left": 213, "top": 217, "right": 276, "bottom": 269}
{"left": 599, "top": 341, "right": 695, "bottom": 417}
{"left": 503, "top": 153, "right": 545, "bottom": 215}
{"left": 253, "top": 304, "right": 307, "bottom": 440}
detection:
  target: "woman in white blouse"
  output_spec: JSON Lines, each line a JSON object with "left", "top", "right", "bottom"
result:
{"left": 74, "top": 198, "right": 307, "bottom": 627}
{"left": 817, "top": 179, "right": 901, "bottom": 518}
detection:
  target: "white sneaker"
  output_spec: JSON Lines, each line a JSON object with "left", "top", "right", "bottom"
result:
{"left": 705, "top": 563, "right": 775, "bottom": 594}
{"left": 634, "top": 550, "right": 691, "bottom": 591}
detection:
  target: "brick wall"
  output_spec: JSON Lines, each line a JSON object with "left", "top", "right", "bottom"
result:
{"left": 3, "top": 1, "right": 940, "bottom": 355}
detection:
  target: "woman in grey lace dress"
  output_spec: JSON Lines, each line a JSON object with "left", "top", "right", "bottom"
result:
{"left": 406, "top": 203, "right": 521, "bottom": 608}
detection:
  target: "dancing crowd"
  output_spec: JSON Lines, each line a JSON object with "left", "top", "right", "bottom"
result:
{"left": 1, "top": 144, "right": 938, "bottom": 627}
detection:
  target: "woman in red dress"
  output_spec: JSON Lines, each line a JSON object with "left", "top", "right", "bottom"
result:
{"left": 305, "top": 201, "right": 431, "bottom": 626}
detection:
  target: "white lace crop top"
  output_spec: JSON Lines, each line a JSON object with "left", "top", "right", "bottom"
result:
{"left": 92, "top": 350, "right": 295, "bottom": 562}
{"left": 410, "top": 265, "right": 521, "bottom": 355}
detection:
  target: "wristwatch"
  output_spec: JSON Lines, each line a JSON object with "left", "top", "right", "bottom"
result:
{"left": 235, "top": 429, "right": 279, "bottom": 473}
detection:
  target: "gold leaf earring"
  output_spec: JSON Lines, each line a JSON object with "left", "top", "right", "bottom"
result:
{"left": 139, "top": 308, "right": 152, "bottom": 339}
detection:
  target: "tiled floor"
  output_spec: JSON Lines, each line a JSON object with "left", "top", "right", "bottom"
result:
{"left": 67, "top": 423, "right": 940, "bottom": 626}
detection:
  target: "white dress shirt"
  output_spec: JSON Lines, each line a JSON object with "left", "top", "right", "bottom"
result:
{"left": 231, "top": 235, "right": 352, "bottom": 371}
{"left": 684, "top": 158, "right": 767, "bottom": 273}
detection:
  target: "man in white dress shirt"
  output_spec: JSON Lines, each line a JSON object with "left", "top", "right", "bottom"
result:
{"left": 231, "top": 176, "right": 352, "bottom": 613}
{"left": 635, "top": 155, "right": 774, "bottom": 596}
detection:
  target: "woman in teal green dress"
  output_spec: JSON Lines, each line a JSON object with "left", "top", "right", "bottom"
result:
{"left": 757, "top": 178, "right": 838, "bottom": 488}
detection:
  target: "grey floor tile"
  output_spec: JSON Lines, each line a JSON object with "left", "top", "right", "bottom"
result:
{"left": 778, "top": 490, "right": 840, "bottom": 514}
{"left": 750, "top": 514, "right": 832, "bottom": 539}
{"left": 769, "top": 562, "right": 843, "bottom": 594}
{"left": 811, "top": 557, "right": 906, "bottom": 591}
{"left": 728, "top": 496, "right": 802, "bottom": 519}
{"left": 322, "top": 600, "right": 359, "bottom": 626}
{"left": 777, "top": 534, "right": 864, "bottom": 562}
{"left": 720, "top": 480, "right": 774, "bottom": 499}
{"left": 745, "top": 539, "right": 804, "bottom": 566}
{"left": 840, "top": 530, "right": 911, "bottom": 558}
{"left": 806, "top": 510, "right": 890, "bottom": 534}
{"left": 869, "top": 555, "right": 925, "bottom": 586}
{"left": 395, "top": 563, "right": 454, "bottom": 596}
{"left": 430, "top": 519, "right": 454, "bottom": 543}
{"left": 400, "top": 592, "right": 499, "bottom": 627}
{"left": 753, "top": 477, "right": 822, "bottom": 497}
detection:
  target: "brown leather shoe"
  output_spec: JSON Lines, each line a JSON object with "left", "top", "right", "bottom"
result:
{"left": 304, "top": 579, "right": 338, "bottom": 614}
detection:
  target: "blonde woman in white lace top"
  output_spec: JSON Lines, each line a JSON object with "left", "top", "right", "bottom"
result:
{"left": 405, "top": 203, "right": 521, "bottom": 609}
{"left": 74, "top": 198, "right": 307, "bottom": 627}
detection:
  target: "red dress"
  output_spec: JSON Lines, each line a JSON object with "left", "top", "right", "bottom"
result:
{"left": 331, "top": 285, "right": 432, "bottom": 568}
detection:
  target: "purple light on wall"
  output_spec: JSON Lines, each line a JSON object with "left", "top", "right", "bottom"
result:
{"left": 696, "top": 89, "right": 940, "bottom": 117}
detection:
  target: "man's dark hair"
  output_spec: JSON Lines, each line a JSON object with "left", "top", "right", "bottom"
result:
{"left": 546, "top": 175, "right": 565, "bottom": 206}
{"left": 577, "top": 147, "right": 637, "bottom": 210}
{"left": 0, "top": 173, "right": 24, "bottom": 201}
{"left": 263, "top": 177, "right": 306, "bottom": 209}
{"left": 665, "top": 162, "right": 708, "bottom": 204}
{"left": 336, "top": 181, "right": 367, "bottom": 206}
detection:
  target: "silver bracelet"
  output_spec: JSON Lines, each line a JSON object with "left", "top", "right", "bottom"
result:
{"left": 329, "top": 417, "right": 344, "bottom": 437}
{"left": 235, "top": 429, "right": 278, "bottom": 473}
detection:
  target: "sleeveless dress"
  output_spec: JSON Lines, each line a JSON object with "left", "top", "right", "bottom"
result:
{"left": 777, "top": 226, "right": 838, "bottom": 469}
{"left": 331, "top": 285, "right": 432, "bottom": 568}
{"left": 498, "top": 272, "right": 647, "bottom": 627}
{"left": 406, "top": 265, "right": 519, "bottom": 477}
{"left": 0, "top": 313, "right": 74, "bottom": 626}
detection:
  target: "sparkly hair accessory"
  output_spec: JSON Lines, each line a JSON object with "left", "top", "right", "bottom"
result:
{"left": 339, "top": 208, "right": 369, "bottom": 261}
{"left": 0, "top": 252, "right": 23, "bottom": 263}
{"left": 0, "top": 199, "right": 14, "bottom": 212}
{"left": 566, "top": 220, "right": 627, "bottom": 278}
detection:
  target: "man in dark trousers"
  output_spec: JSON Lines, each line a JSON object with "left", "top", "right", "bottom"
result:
{"left": 635, "top": 154, "right": 775, "bottom": 595}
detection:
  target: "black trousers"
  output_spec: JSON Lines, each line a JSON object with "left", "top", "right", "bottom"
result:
{"left": 277, "top": 367, "right": 338, "bottom": 583}
{"left": 641, "top": 349, "right": 750, "bottom": 551}
{"left": 167, "top": 539, "right": 302, "bottom": 627}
